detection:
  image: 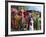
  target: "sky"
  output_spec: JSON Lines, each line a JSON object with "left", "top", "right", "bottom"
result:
{"left": 27, "top": 6, "right": 42, "bottom": 12}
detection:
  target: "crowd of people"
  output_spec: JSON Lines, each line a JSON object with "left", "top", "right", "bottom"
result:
{"left": 11, "top": 7, "right": 41, "bottom": 31}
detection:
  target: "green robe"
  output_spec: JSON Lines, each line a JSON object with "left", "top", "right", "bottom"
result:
{"left": 34, "top": 16, "right": 41, "bottom": 30}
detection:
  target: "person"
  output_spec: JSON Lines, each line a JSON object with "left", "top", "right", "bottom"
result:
{"left": 28, "top": 12, "right": 34, "bottom": 30}
{"left": 11, "top": 8, "right": 20, "bottom": 31}
{"left": 36, "top": 13, "right": 41, "bottom": 30}
{"left": 34, "top": 13, "right": 41, "bottom": 30}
